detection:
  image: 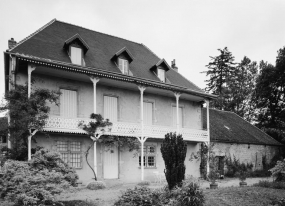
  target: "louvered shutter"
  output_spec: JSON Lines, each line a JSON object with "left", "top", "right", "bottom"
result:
{"left": 104, "top": 96, "right": 118, "bottom": 122}
{"left": 60, "top": 89, "right": 77, "bottom": 118}
{"left": 143, "top": 102, "right": 153, "bottom": 125}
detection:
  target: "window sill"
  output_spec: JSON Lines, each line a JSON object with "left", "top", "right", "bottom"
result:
{"left": 138, "top": 167, "right": 157, "bottom": 169}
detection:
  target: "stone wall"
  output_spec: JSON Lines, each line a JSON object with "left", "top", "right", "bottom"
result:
{"left": 212, "top": 142, "right": 281, "bottom": 170}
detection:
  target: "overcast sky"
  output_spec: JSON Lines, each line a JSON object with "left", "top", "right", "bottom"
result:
{"left": 1, "top": 0, "right": 285, "bottom": 109}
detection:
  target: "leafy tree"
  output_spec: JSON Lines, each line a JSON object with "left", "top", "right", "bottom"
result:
{"left": 79, "top": 113, "right": 112, "bottom": 181}
{"left": 203, "top": 47, "right": 236, "bottom": 110}
{"left": 227, "top": 56, "right": 258, "bottom": 120}
{"left": 160, "top": 132, "right": 187, "bottom": 190}
{"left": 0, "top": 82, "right": 60, "bottom": 160}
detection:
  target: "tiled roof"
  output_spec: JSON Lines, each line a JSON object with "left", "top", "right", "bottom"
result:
{"left": 203, "top": 109, "right": 282, "bottom": 146}
{"left": 10, "top": 19, "right": 204, "bottom": 93}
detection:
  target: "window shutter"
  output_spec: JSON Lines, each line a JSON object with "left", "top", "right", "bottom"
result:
{"left": 143, "top": 102, "right": 153, "bottom": 125}
{"left": 104, "top": 96, "right": 118, "bottom": 122}
{"left": 60, "top": 89, "right": 77, "bottom": 118}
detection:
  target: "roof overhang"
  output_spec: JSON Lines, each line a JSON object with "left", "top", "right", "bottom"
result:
{"left": 7, "top": 52, "right": 217, "bottom": 100}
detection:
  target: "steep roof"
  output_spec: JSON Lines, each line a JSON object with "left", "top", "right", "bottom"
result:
{"left": 9, "top": 19, "right": 204, "bottom": 93}
{"left": 203, "top": 109, "right": 282, "bottom": 146}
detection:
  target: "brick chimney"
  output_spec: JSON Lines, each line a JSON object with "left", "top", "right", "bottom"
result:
{"left": 171, "top": 59, "right": 178, "bottom": 72}
{"left": 8, "top": 38, "right": 17, "bottom": 49}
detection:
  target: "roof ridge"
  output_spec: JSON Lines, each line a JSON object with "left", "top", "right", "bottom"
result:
{"left": 9, "top": 19, "right": 57, "bottom": 52}
{"left": 55, "top": 19, "right": 143, "bottom": 46}
{"left": 230, "top": 111, "right": 282, "bottom": 145}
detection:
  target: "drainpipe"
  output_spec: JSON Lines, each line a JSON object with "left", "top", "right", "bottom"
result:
{"left": 90, "top": 76, "right": 100, "bottom": 175}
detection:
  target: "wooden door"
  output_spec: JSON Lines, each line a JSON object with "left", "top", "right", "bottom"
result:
{"left": 103, "top": 145, "right": 119, "bottom": 179}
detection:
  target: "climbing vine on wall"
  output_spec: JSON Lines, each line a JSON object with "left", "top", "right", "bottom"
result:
{"left": 200, "top": 142, "right": 209, "bottom": 179}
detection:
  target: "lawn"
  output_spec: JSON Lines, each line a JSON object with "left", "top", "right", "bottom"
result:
{"left": 204, "top": 187, "right": 285, "bottom": 206}
{"left": 1, "top": 185, "right": 284, "bottom": 206}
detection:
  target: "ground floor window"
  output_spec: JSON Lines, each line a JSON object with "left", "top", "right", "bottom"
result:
{"left": 139, "top": 145, "right": 156, "bottom": 168}
{"left": 57, "top": 141, "right": 82, "bottom": 168}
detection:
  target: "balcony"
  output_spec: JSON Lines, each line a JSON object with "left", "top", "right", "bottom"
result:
{"left": 44, "top": 116, "right": 208, "bottom": 142}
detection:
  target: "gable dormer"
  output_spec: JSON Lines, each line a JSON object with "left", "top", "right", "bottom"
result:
{"left": 150, "top": 59, "right": 171, "bottom": 83}
{"left": 111, "top": 47, "right": 134, "bottom": 75}
{"left": 63, "top": 34, "right": 89, "bottom": 66}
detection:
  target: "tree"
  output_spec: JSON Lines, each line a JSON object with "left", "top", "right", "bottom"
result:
{"left": 0, "top": 82, "right": 60, "bottom": 160}
{"left": 160, "top": 133, "right": 187, "bottom": 190}
{"left": 79, "top": 113, "right": 112, "bottom": 181}
{"left": 203, "top": 47, "right": 236, "bottom": 110}
{"left": 227, "top": 56, "right": 258, "bottom": 120}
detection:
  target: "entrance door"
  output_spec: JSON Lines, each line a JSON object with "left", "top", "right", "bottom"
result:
{"left": 103, "top": 145, "right": 119, "bottom": 179}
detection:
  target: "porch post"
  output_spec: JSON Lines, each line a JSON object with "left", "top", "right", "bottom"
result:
{"left": 205, "top": 99, "right": 210, "bottom": 174}
{"left": 27, "top": 64, "right": 36, "bottom": 160}
{"left": 90, "top": 76, "right": 100, "bottom": 175}
{"left": 174, "top": 92, "right": 181, "bottom": 133}
{"left": 138, "top": 85, "right": 146, "bottom": 181}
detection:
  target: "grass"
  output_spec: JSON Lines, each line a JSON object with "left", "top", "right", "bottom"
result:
{"left": 204, "top": 187, "right": 285, "bottom": 206}
{"left": 253, "top": 180, "right": 285, "bottom": 189}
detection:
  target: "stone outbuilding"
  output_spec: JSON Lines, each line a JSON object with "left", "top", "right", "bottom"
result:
{"left": 203, "top": 109, "right": 283, "bottom": 174}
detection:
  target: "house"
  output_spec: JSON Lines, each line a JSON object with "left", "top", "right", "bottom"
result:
{"left": 203, "top": 109, "right": 283, "bottom": 174}
{"left": 4, "top": 19, "right": 216, "bottom": 184}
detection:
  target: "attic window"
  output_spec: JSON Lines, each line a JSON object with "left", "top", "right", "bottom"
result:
{"left": 157, "top": 68, "right": 165, "bottom": 82}
{"left": 118, "top": 58, "right": 129, "bottom": 75}
{"left": 70, "top": 46, "right": 82, "bottom": 65}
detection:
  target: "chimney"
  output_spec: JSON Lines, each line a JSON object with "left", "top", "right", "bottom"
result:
{"left": 8, "top": 38, "right": 17, "bottom": 49}
{"left": 171, "top": 59, "right": 178, "bottom": 72}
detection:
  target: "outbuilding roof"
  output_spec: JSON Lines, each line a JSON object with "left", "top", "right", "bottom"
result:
{"left": 203, "top": 108, "right": 282, "bottom": 146}
{"left": 8, "top": 19, "right": 205, "bottom": 94}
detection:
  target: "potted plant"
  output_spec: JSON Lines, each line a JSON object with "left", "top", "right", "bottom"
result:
{"left": 208, "top": 169, "right": 220, "bottom": 189}
{"left": 238, "top": 170, "right": 248, "bottom": 187}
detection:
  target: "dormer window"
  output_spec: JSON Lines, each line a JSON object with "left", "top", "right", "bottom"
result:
{"left": 157, "top": 68, "right": 165, "bottom": 82}
{"left": 63, "top": 34, "right": 89, "bottom": 66}
{"left": 150, "top": 59, "right": 171, "bottom": 83}
{"left": 118, "top": 58, "right": 129, "bottom": 75}
{"left": 70, "top": 46, "right": 82, "bottom": 65}
{"left": 111, "top": 47, "right": 134, "bottom": 75}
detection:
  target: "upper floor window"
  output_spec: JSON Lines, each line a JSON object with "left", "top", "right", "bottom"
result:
{"left": 157, "top": 68, "right": 165, "bottom": 82}
{"left": 70, "top": 46, "right": 82, "bottom": 65}
{"left": 60, "top": 89, "right": 77, "bottom": 118}
{"left": 118, "top": 58, "right": 129, "bottom": 75}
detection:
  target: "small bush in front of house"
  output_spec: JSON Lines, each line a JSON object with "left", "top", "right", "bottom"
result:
{"left": 253, "top": 180, "right": 285, "bottom": 189}
{"left": 269, "top": 158, "right": 285, "bottom": 182}
{"left": 114, "top": 186, "right": 159, "bottom": 206}
{"left": 225, "top": 155, "right": 253, "bottom": 177}
{"left": 114, "top": 180, "right": 205, "bottom": 206}
{"left": 137, "top": 180, "right": 150, "bottom": 186}
{"left": 86, "top": 181, "right": 106, "bottom": 190}
{"left": 0, "top": 149, "right": 78, "bottom": 206}
{"left": 271, "top": 198, "right": 285, "bottom": 206}
{"left": 161, "top": 132, "right": 187, "bottom": 190}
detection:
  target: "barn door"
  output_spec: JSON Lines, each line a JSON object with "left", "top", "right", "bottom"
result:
{"left": 103, "top": 145, "right": 119, "bottom": 179}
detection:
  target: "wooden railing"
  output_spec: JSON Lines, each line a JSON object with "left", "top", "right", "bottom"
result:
{"left": 44, "top": 116, "right": 208, "bottom": 142}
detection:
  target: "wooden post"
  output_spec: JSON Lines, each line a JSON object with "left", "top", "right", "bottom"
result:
{"left": 205, "top": 99, "right": 210, "bottom": 174}
{"left": 138, "top": 85, "right": 146, "bottom": 181}
{"left": 90, "top": 76, "right": 100, "bottom": 175}
{"left": 174, "top": 92, "right": 181, "bottom": 133}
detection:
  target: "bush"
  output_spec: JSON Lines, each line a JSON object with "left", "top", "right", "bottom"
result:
{"left": 269, "top": 158, "right": 285, "bottom": 182}
{"left": 114, "top": 180, "right": 205, "bottom": 206}
{"left": 137, "top": 180, "right": 150, "bottom": 186}
{"left": 0, "top": 149, "right": 78, "bottom": 206}
{"left": 114, "top": 186, "right": 159, "bottom": 206}
{"left": 253, "top": 180, "right": 285, "bottom": 189}
{"left": 225, "top": 156, "right": 253, "bottom": 177}
{"left": 271, "top": 198, "right": 285, "bottom": 206}
{"left": 161, "top": 133, "right": 187, "bottom": 190}
{"left": 86, "top": 181, "right": 106, "bottom": 190}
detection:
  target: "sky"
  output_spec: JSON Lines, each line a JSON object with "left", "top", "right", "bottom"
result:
{"left": 1, "top": 0, "right": 285, "bottom": 114}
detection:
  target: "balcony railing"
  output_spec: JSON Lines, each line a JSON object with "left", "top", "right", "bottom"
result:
{"left": 44, "top": 116, "right": 208, "bottom": 142}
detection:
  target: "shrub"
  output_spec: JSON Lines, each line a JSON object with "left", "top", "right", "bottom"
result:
{"left": 269, "top": 158, "right": 285, "bottom": 182}
{"left": 225, "top": 156, "right": 253, "bottom": 177}
{"left": 0, "top": 149, "right": 78, "bottom": 206}
{"left": 161, "top": 132, "right": 187, "bottom": 190}
{"left": 114, "top": 186, "right": 160, "bottom": 206}
{"left": 253, "top": 180, "right": 285, "bottom": 189}
{"left": 137, "top": 180, "right": 150, "bottom": 186}
{"left": 271, "top": 198, "right": 285, "bottom": 206}
{"left": 86, "top": 181, "right": 106, "bottom": 190}
{"left": 237, "top": 170, "right": 248, "bottom": 182}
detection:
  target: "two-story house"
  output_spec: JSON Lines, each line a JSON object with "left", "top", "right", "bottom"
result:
{"left": 4, "top": 19, "right": 216, "bottom": 184}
